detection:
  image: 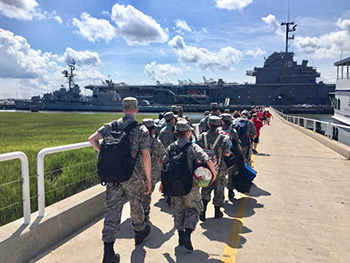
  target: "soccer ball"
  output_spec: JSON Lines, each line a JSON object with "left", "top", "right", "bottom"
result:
{"left": 193, "top": 166, "right": 213, "bottom": 188}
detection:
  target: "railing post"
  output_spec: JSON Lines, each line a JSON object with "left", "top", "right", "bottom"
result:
{"left": 313, "top": 120, "right": 316, "bottom": 132}
{"left": 304, "top": 118, "right": 307, "bottom": 129}
{"left": 0, "top": 152, "right": 31, "bottom": 224}
{"left": 37, "top": 142, "right": 93, "bottom": 217}
{"left": 37, "top": 151, "right": 46, "bottom": 217}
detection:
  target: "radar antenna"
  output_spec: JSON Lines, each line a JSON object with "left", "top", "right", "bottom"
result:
{"left": 281, "top": 7, "right": 297, "bottom": 53}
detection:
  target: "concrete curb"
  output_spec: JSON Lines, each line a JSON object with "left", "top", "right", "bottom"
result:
{"left": 273, "top": 109, "right": 350, "bottom": 160}
{"left": 0, "top": 184, "right": 105, "bottom": 263}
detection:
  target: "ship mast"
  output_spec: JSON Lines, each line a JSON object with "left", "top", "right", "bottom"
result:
{"left": 281, "top": 20, "right": 297, "bottom": 53}
{"left": 62, "top": 59, "right": 76, "bottom": 90}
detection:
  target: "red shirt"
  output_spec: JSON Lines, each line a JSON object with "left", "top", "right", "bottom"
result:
{"left": 258, "top": 111, "right": 264, "bottom": 119}
{"left": 251, "top": 118, "right": 263, "bottom": 137}
{"left": 265, "top": 112, "right": 272, "bottom": 118}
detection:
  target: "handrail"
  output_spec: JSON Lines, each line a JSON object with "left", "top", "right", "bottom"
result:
{"left": 272, "top": 107, "right": 350, "bottom": 141}
{"left": 37, "top": 142, "right": 93, "bottom": 217}
{"left": 0, "top": 151, "right": 31, "bottom": 224}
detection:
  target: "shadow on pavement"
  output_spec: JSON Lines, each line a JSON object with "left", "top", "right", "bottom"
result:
{"left": 163, "top": 246, "right": 223, "bottom": 263}
{"left": 154, "top": 197, "right": 173, "bottom": 215}
{"left": 249, "top": 183, "right": 271, "bottom": 198}
{"left": 117, "top": 218, "right": 176, "bottom": 249}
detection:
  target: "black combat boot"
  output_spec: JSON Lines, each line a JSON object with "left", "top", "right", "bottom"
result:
{"left": 102, "top": 242, "right": 120, "bottom": 263}
{"left": 144, "top": 212, "right": 150, "bottom": 223}
{"left": 199, "top": 199, "right": 209, "bottom": 222}
{"left": 178, "top": 230, "right": 185, "bottom": 246}
{"left": 228, "top": 190, "right": 235, "bottom": 199}
{"left": 183, "top": 228, "right": 193, "bottom": 251}
{"left": 135, "top": 224, "right": 151, "bottom": 245}
{"left": 214, "top": 206, "right": 223, "bottom": 219}
{"left": 166, "top": 195, "right": 171, "bottom": 206}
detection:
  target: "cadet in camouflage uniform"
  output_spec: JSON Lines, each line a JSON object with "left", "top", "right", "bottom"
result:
{"left": 218, "top": 113, "right": 243, "bottom": 200}
{"left": 89, "top": 97, "right": 152, "bottom": 263}
{"left": 234, "top": 110, "right": 257, "bottom": 165}
{"left": 142, "top": 118, "right": 165, "bottom": 221}
{"left": 162, "top": 120, "right": 217, "bottom": 251}
{"left": 196, "top": 116, "right": 230, "bottom": 221}
{"left": 159, "top": 112, "right": 176, "bottom": 149}
{"left": 198, "top": 110, "right": 210, "bottom": 133}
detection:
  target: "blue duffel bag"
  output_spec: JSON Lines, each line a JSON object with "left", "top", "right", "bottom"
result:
{"left": 244, "top": 163, "right": 257, "bottom": 181}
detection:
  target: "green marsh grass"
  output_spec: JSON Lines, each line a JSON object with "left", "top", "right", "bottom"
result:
{"left": 0, "top": 112, "right": 156, "bottom": 226}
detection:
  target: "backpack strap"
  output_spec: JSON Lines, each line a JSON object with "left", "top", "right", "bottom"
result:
{"left": 123, "top": 121, "right": 139, "bottom": 133}
{"left": 211, "top": 135, "right": 221, "bottom": 150}
{"left": 204, "top": 133, "right": 208, "bottom": 149}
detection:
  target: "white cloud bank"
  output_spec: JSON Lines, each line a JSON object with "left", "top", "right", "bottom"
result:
{"left": 245, "top": 47, "right": 266, "bottom": 58}
{"left": 262, "top": 14, "right": 350, "bottom": 60}
{"left": 72, "top": 4, "right": 168, "bottom": 45}
{"left": 175, "top": 19, "right": 192, "bottom": 32}
{"left": 294, "top": 18, "right": 350, "bottom": 59}
{"left": 168, "top": 35, "right": 243, "bottom": 71}
{"left": 144, "top": 62, "right": 182, "bottom": 83}
{"left": 72, "top": 13, "right": 116, "bottom": 43}
{"left": 0, "top": 0, "right": 62, "bottom": 23}
{"left": 0, "top": 28, "right": 104, "bottom": 95}
{"left": 216, "top": 0, "right": 253, "bottom": 11}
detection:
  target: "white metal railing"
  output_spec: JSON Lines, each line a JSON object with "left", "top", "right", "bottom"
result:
{"left": 0, "top": 151, "right": 31, "bottom": 224}
{"left": 37, "top": 142, "right": 93, "bottom": 217}
{"left": 272, "top": 107, "right": 350, "bottom": 141}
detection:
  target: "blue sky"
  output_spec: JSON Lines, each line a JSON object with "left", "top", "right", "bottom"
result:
{"left": 0, "top": 0, "right": 349, "bottom": 99}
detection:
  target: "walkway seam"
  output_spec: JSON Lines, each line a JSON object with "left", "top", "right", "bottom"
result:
{"left": 220, "top": 151, "right": 257, "bottom": 263}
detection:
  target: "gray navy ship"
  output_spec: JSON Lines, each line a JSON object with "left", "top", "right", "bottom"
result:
{"left": 15, "top": 21, "right": 334, "bottom": 112}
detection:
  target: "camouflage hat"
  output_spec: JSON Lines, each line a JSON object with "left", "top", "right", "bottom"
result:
{"left": 170, "top": 105, "right": 180, "bottom": 114}
{"left": 164, "top": 111, "right": 175, "bottom": 122}
{"left": 175, "top": 120, "right": 192, "bottom": 132}
{"left": 142, "top": 118, "right": 155, "bottom": 128}
{"left": 122, "top": 97, "right": 138, "bottom": 109}
{"left": 211, "top": 102, "right": 219, "bottom": 109}
{"left": 209, "top": 116, "right": 221, "bottom": 126}
{"left": 221, "top": 113, "right": 233, "bottom": 121}
{"left": 241, "top": 110, "right": 249, "bottom": 116}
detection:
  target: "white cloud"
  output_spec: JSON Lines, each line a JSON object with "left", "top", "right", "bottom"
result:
{"left": 72, "top": 13, "right": 116, "bottom": 43}
{"left": 216, "top": 0, "right": 253, "bottom": 11}
{"left": 144, "top": 61, "right": 182, "bottom": 83}
{"left": 0, "top": 0, "right": 38, "bottom": 20}
{"left": 0, "top": 0, "right": 62, "bottom": 23}
{"left": 175, "top": 19, "right": 192, "bottom": 32}
{"left": 0, "top": 28, "right": 56, "bottom": 78}
{"left": 0, "top": 28, "right": 105, "bottom": 95}
{"left": 262, "top": 14, "right": 283, "bottom": 36}
{"left": 293, "top": 18, "right": 350, "bottom": 59}
{"left": 245, "top": 47, "right": 266, "bottom": 58}
{"left": 168, "top": 35, "right": 243, "bottom": 71}
{"left": 111, "top": 4, "right": 168, "bottom": 45}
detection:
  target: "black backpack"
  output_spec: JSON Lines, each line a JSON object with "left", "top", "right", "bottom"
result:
{"left": 234, "top": 119, "right": 249, "bottom": 146}
{"left": 161, "top": 142, "right": 193, "bottom": 197}
{"left": 97, "top": 121, "right": 139, "bottom": 185}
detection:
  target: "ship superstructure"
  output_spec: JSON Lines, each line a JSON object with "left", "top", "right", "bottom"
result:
{"left": 333, "top": 56, "right": 350, "bottom": 125}
{"left": 14, "top": 21, "right": 334, "bottom": 112}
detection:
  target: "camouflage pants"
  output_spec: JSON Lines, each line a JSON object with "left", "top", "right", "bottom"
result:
{"left": 142, "top": 184, "right": 156, "bottom": 215}
{"left": 201, "top": 172, "right": 226, "bottom": 207}
{"left": 242, "top": 145, "right": 252, "bottom": 165}
{"left": 226, "top": 164, "right": 239, "bottom": 190}
{"left": 142, "top": 164, "right": 162, "bottom": 215}
{"left": 102, "top": 175, "right": 146, "bottom": 242}
{"left": 171, "top": 185, "right": 203, "bottom": 231}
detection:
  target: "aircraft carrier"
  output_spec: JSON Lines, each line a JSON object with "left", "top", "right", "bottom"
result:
{"left": 15, "top": 21, "right": 334, "bottom": 113}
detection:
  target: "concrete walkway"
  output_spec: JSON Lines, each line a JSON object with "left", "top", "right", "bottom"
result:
{"left": 30, "top": 111, "right": 350, "bottom": 263}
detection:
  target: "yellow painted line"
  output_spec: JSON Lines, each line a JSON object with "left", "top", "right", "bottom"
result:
{"left": 221, "top": 149, "right": 257, "bottom": 263}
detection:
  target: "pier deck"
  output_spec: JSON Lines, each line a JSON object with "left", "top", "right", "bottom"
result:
{"left": 22, "top": 111, "right": 350, "bottom": 262}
